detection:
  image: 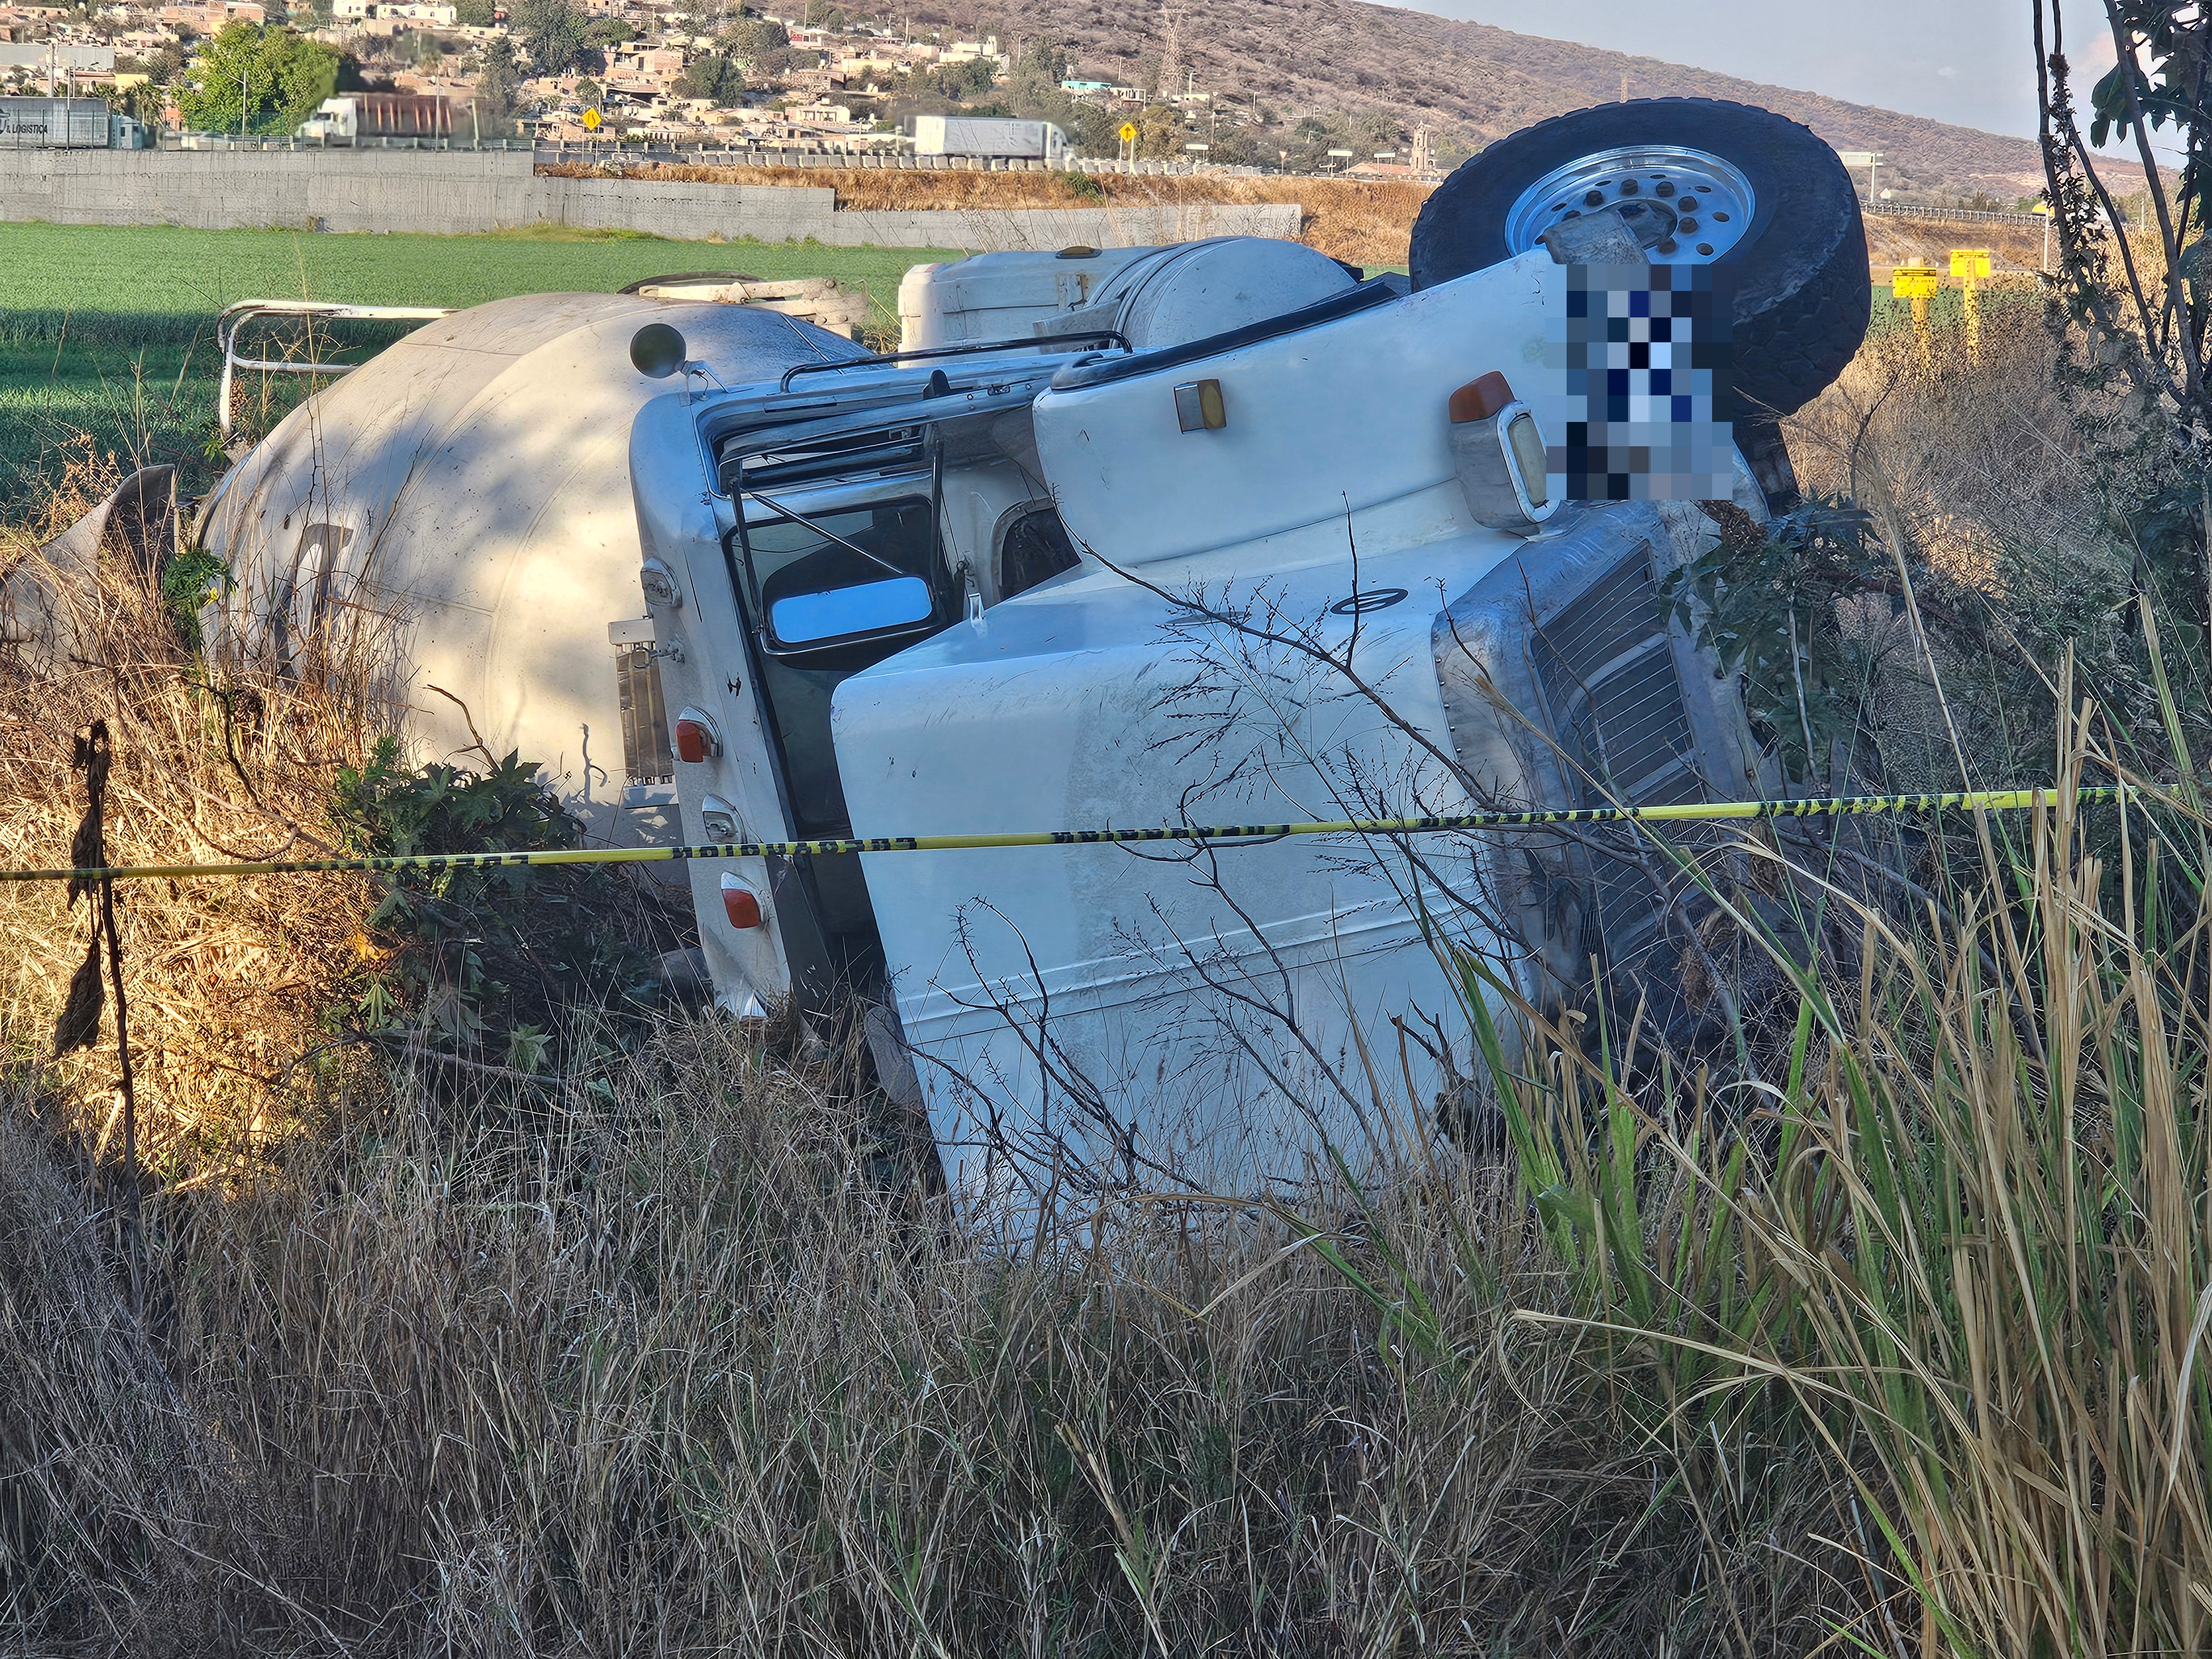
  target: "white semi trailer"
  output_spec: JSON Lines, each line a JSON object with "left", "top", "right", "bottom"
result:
{"left": 911, "top": 114, "right": 1070, "bottom": 164}
{"left": 194, "top": 98, "right": 1871, "bottom": 1204}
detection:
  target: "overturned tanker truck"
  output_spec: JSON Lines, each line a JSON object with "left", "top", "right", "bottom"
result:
{"left": 193, "top": 100, "right": 1870, "bottom": 1203}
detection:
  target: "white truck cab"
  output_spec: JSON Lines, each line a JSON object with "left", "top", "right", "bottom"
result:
{"left": 196, "top": 97, "right": 1871, "bottom": 1204}
{"left": 633, "top": 243, "right": 1777, "bottom": 1202}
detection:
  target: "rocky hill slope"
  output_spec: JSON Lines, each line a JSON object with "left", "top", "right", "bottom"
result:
{"left": 920, "top": 0, "right": 2043, "bottom": 199}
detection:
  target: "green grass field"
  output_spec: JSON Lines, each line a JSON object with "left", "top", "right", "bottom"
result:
{"left": 1, "top": 223, "right": 962, "bottom": 520}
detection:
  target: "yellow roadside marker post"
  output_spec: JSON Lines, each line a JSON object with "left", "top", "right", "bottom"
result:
{"left": 1950, "top": 248, "right": 1991, "bottom": 362}
{"left": 1893, "top": 263, "right": 1939, "bottom": 369}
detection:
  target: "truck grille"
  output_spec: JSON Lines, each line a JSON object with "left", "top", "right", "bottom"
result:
{"left": 1531, "top": 545, "right": 1703, "bottom": 980}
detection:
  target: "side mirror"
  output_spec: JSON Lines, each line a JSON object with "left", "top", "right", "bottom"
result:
{"left": 630, "top": 322, "right": 687, "bottom": 379}
{"left": 769, "top": 575, "right": 935, "bottom": 649}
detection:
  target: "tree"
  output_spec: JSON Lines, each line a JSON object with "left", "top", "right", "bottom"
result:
{"left": 471, "top": 32, "right": 524, "bottom": 132}
{"left": 674, "top": 0, "right": 727, "bottom": 36}
{"left": 573, "top": 75, "right": 601, "bottom": 106}
{"left": 1072, "top": 104, "right": 1120, "bottom": 157}
{"left": 719, "top": 17, "right": 790, "bottom": 59}
{"left": 673, "top": 51, "right": 744, "bottom": 105}
{"left": 1135, "top": 100, "right": 1185, "bottom": 160}
{"left": 512, "top": 0, "right": 587, "bottom": 73}
{"left": 2035, "top": 2, "right": 2212, "bottom": 643}
{"left": 103, "top": 79, "right": 167, "bottom": 128}
{"left": 143, "top": 43, "right": 188, "bottom": 84}
{"left": 177, "top": 23, "right": 344, "bottom": 134}
{"left": 452, "top": 0, "right": 496, "bottom": 24}
{"left": 1000, "top": 38, "right": 1067, "bottom": 111}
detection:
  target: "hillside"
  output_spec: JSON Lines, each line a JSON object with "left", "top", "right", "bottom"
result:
{"left": 915, "top": 0, "right": 2043, "bottom": 199}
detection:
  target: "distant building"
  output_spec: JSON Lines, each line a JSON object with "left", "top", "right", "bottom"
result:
{"left": 608, "top": 43, "right": 684, "bottom": 79}
{"left": 0, "top": 43, "right": 116, "bottom": 74}
{"left": 156, "top": 0, "right": 266, "bottom": 27}
{"left": 297, "top": 91, "right": 456, "bottom": 139}
{"left": 333, "top": 0, "right": 458, "bottom": 22}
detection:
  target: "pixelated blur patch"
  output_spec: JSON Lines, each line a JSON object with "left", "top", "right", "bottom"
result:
{"left": 1530, "top": 264, "right": 1738, "bottom": 503}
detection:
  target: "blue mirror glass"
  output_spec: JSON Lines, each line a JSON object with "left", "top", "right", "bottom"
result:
{"left": 770, "top": 575, "right": 933, "bottom": 645}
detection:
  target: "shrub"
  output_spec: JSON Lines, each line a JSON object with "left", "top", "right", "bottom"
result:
{"left": 331, "top": 736, "right": 679, "bottom": 1055}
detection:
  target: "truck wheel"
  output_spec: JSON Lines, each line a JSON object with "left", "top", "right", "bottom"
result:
{"left": 1409, "top": 98, "right": 1869, "bottom": 420}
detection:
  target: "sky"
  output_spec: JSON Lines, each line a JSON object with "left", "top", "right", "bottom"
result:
{"left": 1389, "top": 0, "right": 2128, "bottom": 144}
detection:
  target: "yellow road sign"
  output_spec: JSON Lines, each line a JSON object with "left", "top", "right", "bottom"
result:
{"left": 1119, "top": 121, "right": 1137, "bottom": 143}
{"left": 1892, "top": 263, "right": 1939, "bottom": 299}
{"left": 1950, "top": 248, "right": 1992, "bottom": 278}
{"left": 582, "top": 107, "right": 601, "bottom": 132}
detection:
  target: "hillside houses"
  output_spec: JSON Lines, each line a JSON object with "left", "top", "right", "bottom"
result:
{"left": 0, "top": 0, "right": 1301, "bottom": 165}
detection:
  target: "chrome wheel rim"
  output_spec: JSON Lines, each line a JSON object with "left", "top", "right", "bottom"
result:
{"left": 1505, "top": 144, "right": 1757, "bottom": 266}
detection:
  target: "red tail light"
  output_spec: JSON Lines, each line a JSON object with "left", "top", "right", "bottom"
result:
{"left": 720, "top": 873, "right": 763, "bottom": 929}
{"left": 674, "top": 706, "right": 720, "bottom": 763}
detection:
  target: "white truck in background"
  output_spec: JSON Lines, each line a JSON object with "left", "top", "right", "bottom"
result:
{"left": 180, "top": 98, "right": 1870, "bottom": 1207}
{"left": 911, "top": 113, "right": 1070, "bottom": 165}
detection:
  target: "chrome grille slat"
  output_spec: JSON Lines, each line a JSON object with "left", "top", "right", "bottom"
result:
{"left": 1528, "top": 544, "right": 1708, "bottom": 980}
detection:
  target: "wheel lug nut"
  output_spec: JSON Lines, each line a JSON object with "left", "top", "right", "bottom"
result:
{"left": 1657, "top": 237, "right": 1678, "bottom": 253}
{"left": 1696, "top": 242, "right": 1714, "bottom": 255}
{"left": 1584, "top": 189, "right": 1606, "bottom": 206}
{"left": 1618, "top": 178, "right": 1639, "bottom": 195}
{"left": 1678, "top": 217, "right": 1699, "bottom": 232}
{"left": 1655, "top": 180, "right": 1676, "bottom": 197}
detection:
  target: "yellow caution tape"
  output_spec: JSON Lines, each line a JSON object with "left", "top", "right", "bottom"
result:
{"left": 0, "top": 786, "right": 2128, "bottom": 886}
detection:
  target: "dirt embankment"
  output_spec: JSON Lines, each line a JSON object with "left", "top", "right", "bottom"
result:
{"left": 547, "top": 162, "right": 2055, "bottom": 275}
{"left": 1865, "top": 215, "right": 2046, "bottom": 274}
{"left": 540, "top": 161, "right": 1431, "bottom": 267}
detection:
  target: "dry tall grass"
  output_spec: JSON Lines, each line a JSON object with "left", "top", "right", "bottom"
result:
{"left": 5, "top": 1020, "right": 1878, "bottom": 1656}
{"left": 1480, "top": 677, "right": 2212, "bottom": 1659}
{"left": 0, "top": 453, "right": 380, "bottom": 1171}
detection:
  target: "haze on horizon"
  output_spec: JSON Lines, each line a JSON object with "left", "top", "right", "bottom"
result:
{"left": 1382, "top": 0, "right": 2127, "bottom": 144}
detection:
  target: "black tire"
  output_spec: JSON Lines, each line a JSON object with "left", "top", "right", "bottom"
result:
{"left": 1409, "top": 98, "right": 1869, "bottom": 420}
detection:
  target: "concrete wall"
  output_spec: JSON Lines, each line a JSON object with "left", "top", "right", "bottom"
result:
{"left": 0, "top": 149, "right": 1302, "bottom": 249}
